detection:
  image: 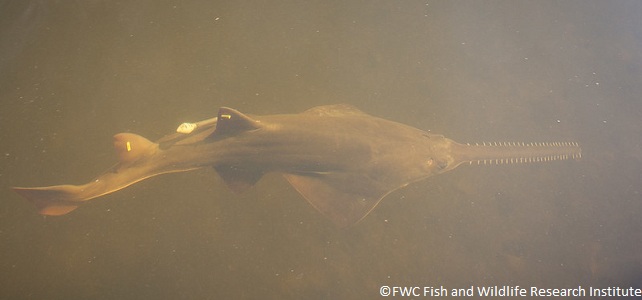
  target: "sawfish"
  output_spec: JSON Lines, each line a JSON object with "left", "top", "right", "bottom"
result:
{"left": 13, "top": 104, "right": 581, "bottom": 227}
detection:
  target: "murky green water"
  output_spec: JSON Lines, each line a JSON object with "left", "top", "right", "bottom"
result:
{"left": 1, "top": 1, "right": 641, "bottom": 299}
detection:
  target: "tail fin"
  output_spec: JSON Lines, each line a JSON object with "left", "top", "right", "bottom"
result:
{"left": 12, "top": 185, "right": 83, "bottom": 216}
{"left": 13, "top": 132, "right": 163, "bottom": 216}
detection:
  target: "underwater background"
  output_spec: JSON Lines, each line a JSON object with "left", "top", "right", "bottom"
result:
{"left": 1, "top": 1, "right": 641, "bottom": 299}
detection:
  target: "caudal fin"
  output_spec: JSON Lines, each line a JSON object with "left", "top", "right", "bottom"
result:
{"left": 13, "top": 132, "right": 162, "bottom": 216}
{"left": 12, "top": 185, "right": 83, "bottom": 216}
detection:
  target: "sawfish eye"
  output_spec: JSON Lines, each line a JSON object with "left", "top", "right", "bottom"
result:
{"left": 426, "top": 158, "right": 448, "bottom": 170}
{"left": 426, "top": 158, "right": 434, "bottom": 167}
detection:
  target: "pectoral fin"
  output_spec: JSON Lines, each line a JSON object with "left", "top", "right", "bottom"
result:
{"left": 283, "top": 173, "right": 389, "bottom": 227}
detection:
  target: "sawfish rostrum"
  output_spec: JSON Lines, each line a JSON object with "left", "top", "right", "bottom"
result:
{"left": 13, "top": 105, "right": 581, "bottom": 227}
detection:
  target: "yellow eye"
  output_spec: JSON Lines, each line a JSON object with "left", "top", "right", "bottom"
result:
{"left": 221, "top": 114, "right": 232, "bottom": 119}
{"left": 126, "top": 141, "right": 132, "bottom": 152}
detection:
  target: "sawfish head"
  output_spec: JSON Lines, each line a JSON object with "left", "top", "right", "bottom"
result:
{"left": 309, "top": 133, "right": 460, "bottom": 227}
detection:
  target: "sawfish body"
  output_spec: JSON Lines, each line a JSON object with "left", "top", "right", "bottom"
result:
{"left": 13, "top": 105, "right": 581, "bottom": 227}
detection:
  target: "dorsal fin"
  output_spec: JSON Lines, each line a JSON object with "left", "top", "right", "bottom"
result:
{"left": 212, "top": 107, "right": 261, "bottom": 137}
{"left": 302, "top": 104, "right": 369, "bottom": 117}
{"left": 113, "top": 133, "right": 158, "bottom": 164}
